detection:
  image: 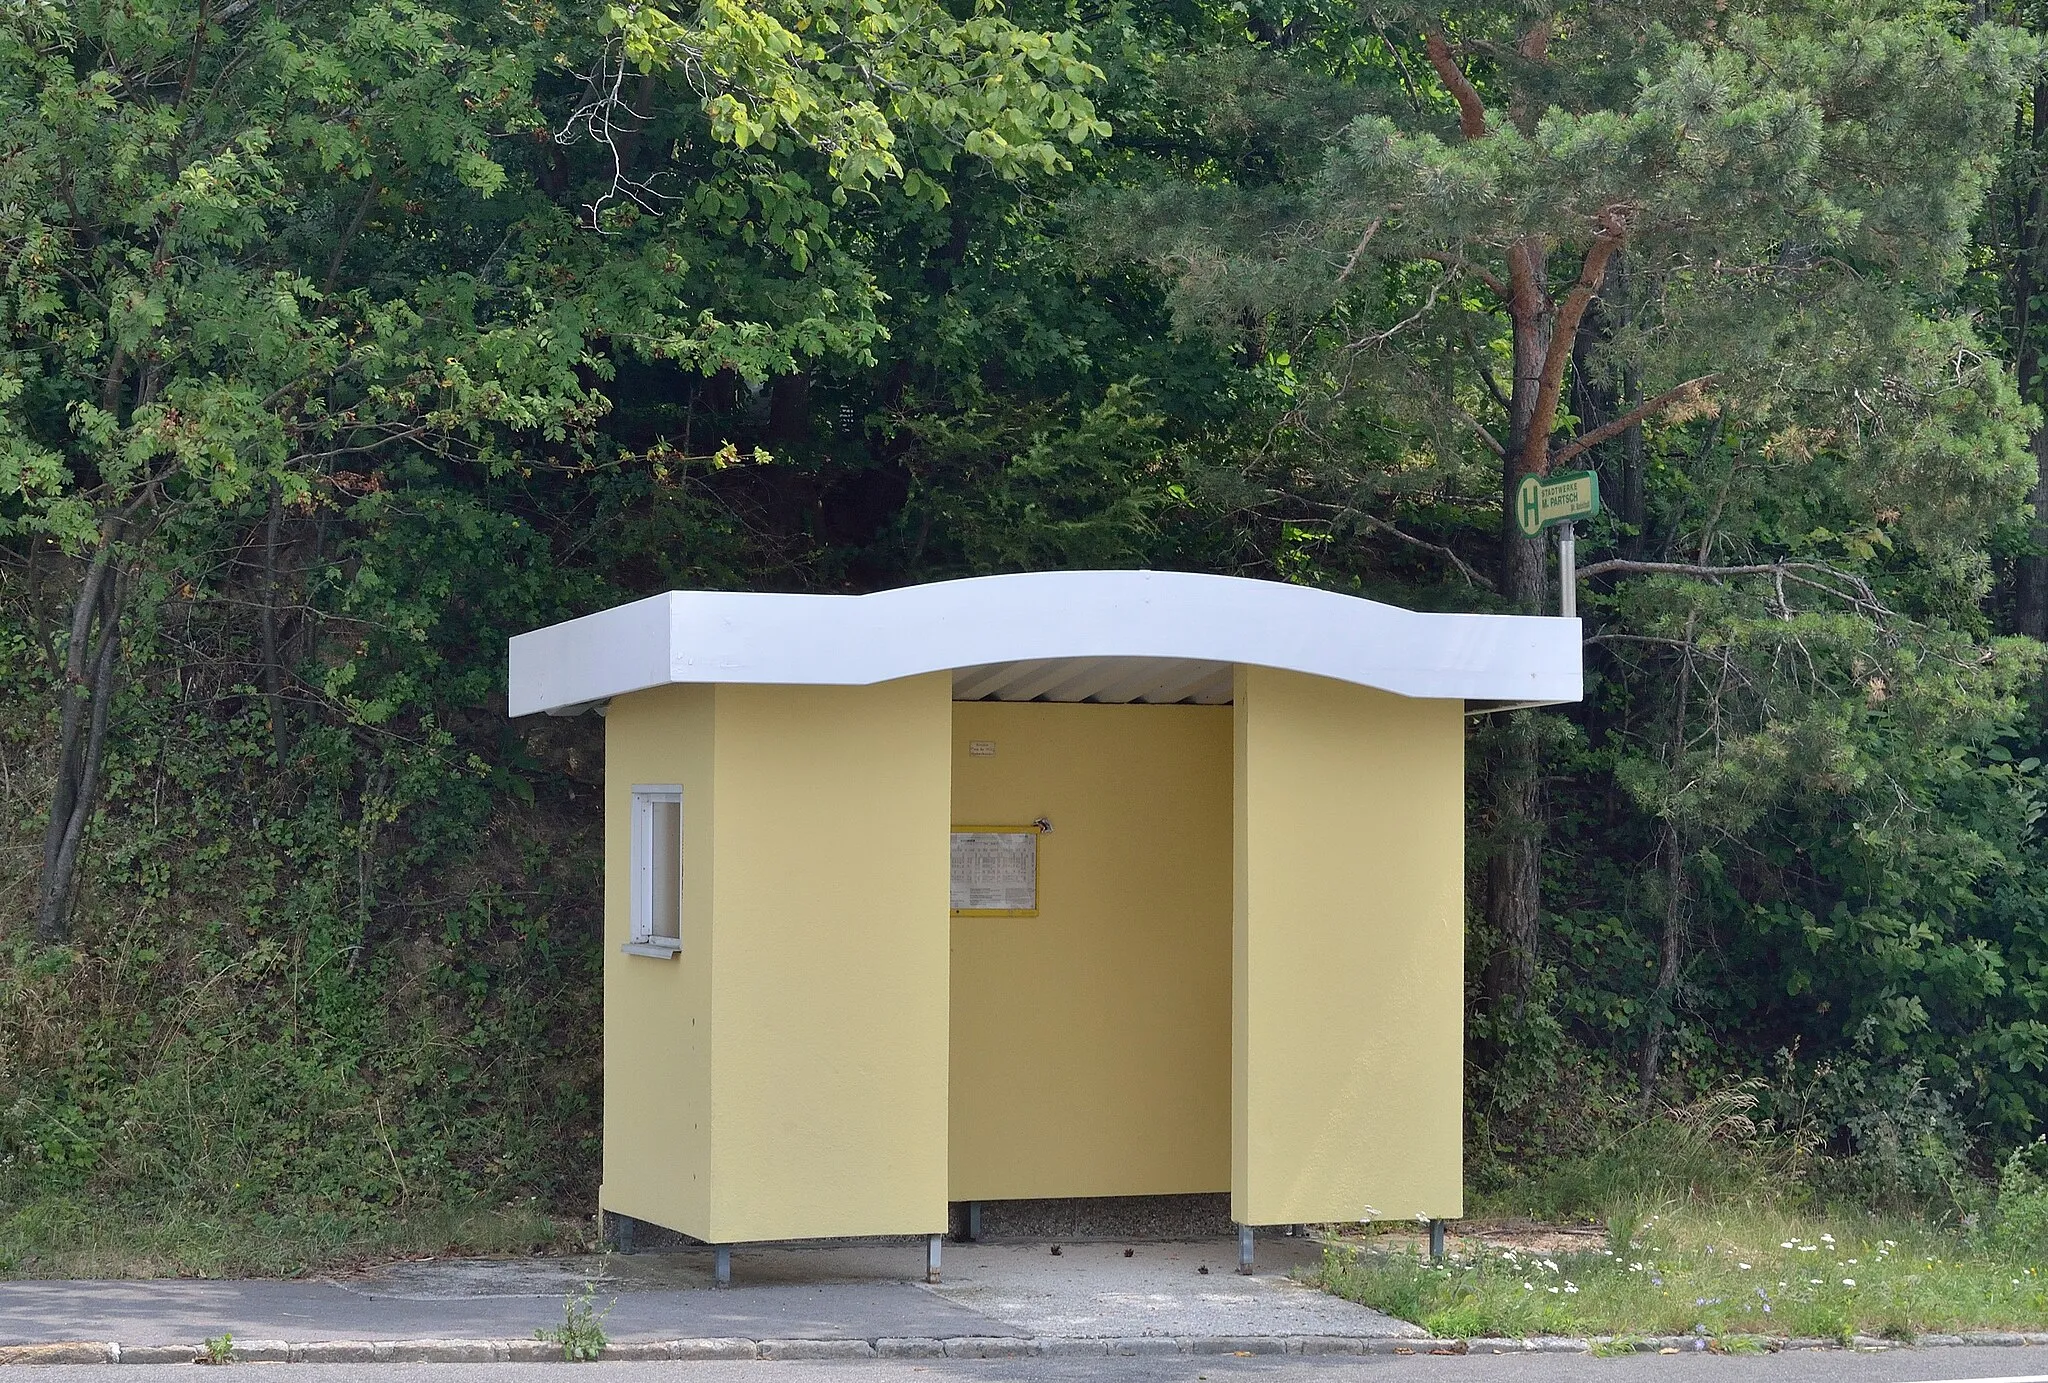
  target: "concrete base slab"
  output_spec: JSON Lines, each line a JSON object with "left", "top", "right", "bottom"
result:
{"left": 0, "top": 1233, "right": 1419, "bottom": 1353}
{"left": 925, "top": 1237, "right": 1422, "bottom": 1341}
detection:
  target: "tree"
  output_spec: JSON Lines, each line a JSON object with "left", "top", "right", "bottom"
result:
{"left": 1095, "top": 0, "right": 2035, "bottom": 1051}
{"left": 0, "top": 0, "right": 1107, "bottom": 940}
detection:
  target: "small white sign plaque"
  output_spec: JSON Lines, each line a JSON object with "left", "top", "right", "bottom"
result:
{"left": 950, "top": 829, "right": 1039, "bottom": 915}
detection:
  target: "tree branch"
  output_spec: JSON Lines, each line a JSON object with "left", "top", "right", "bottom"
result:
{"left": 1574, "top": 558, "right": 1894, "bottom": 617}
{"left": 1362, "top": 515, "right": 1495, "bottom": 589}
{"left": 1422, "top": 30, "right": 1487, "bottom": 140}
{"left": 1335, "top": 218, "right": 1383, "bottom": 286}
{"left": 1550, "top": 374, "right": 1716, "bottom": 470}
{"left": 1450, "top": 402, "right": 1507, "bottom": 457}
{"left": 1523, "top": 207, "right": 1629, "bottom": 475}
{"left": 1415, "top": 250, "right": 1508, "bottom": 298}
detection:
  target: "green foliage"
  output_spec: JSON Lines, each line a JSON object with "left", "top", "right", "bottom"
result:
{"left": 201, "top": 1334, "right": 232, "bottom": 1365}
{"left": 1318, "top": 1196, "right": 2048, "bottom": 1339}
{"left": 536, "top": 1279, "right": 613, "bottom": 1362}
{"left": 4, "top": 0, "right": 2048, "bottom": 1266}
{"left": 1988, "top": 1139, "right": 2048, "bottom": 1256}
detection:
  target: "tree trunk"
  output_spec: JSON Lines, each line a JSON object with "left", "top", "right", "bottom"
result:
{"left": 1636, "top": 817, "right": 1688, "bottom": 1110}
{"left": 1500, "top": 239, "right": 1551, "bottom": 614}
{"left": 1482, "top": 711, "right": 1544, "bottom": 1016}
{"left": 2011, "top": 82, "right": 2048, "bottom": 643}
{"left": 1571, "top": 251, "right": 1646, "bottom": 534}
{"left": 36, "top": 545, "right": 126, "bottom": 943}
{"left": 1480, "top": 236, "right": 1554, "bottom": 1022}
{"left": 262, "top": 481, "right": 290, "bottom": 765}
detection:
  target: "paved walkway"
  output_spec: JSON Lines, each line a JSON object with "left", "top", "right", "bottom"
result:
{"left": 0, "top": 1235, "right": 1420, "bottom": 1353}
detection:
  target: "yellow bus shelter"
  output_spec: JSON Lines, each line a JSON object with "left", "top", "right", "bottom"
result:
{"left": 508, "top": 571, "right": 1579, "bottom": 1284}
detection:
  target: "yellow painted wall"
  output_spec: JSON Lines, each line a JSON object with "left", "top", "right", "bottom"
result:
{"left": 602, "top": 674, "right": 953, "bottom": 1244}
{"left": 1232, "top": 665, "right": 1465, "bottom": 1225}
{"left": 703, "top": 674, "right": 953, "bottom": 1242}
{"left": 949, "top": 702, "right": 1232, "bottom": 1200}
{"left": 601, "top": 683, "right": 718, "bottom": 1240}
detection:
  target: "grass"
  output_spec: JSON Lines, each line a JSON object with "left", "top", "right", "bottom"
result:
{"left": 1315, "top": 1203, "right": 2048, "bottom": 1341}
{"left": 0, "top": 1196, "right": 585, "bottom": 1279}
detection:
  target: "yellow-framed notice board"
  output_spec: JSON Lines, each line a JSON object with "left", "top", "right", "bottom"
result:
{"left": 950, "top": 825, "right": 1041, "bottom": 916}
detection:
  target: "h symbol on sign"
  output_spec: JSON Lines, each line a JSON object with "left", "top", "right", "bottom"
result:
{"left": 1517, "top": 474, "right": 1543, "bottom": 535}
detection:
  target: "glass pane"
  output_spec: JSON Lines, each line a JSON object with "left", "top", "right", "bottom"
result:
{"left": 650, "top": 798, "right": 681, "bottom": 941}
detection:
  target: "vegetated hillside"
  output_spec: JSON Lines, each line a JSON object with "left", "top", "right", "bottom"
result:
{"left": 4, "top": 0, "right": 2048, "bottom": 1269}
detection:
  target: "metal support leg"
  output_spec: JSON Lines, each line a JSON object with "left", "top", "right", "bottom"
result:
{"left": 1428, "top": 1219, "right": 1446, "bottom": 1263}
{"left": 926, "top": 1233, "right": 943, "bottom": 1284}
{"left": 713, "top": 1245, "right": 731, "bottom": 1288}
{"left": 967, "top": 1201, "right": 982, "bottom": 1242}
{"left": 608, "top": 1212, "right": 637, "bottom": 1254}
{"left": 1237, "top": 1224, "right": 1255, "bottom": 1275}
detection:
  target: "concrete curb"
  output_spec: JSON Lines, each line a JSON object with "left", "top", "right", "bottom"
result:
{"left": 0, "top": 1331, "right": 2045, "bottom": 1365}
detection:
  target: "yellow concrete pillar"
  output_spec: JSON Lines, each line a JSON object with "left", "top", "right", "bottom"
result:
{"left": 1232, "top": 665, "right": 1465, "bottom": 1226}
{"left": 600, "top": 674, "right": 952, "bottom": 1244}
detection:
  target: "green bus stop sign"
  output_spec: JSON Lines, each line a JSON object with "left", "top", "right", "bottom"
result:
{"left": 1514, "top": 470, "right": 1600, "bottom": 537}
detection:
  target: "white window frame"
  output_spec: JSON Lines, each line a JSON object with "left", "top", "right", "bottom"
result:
{"left": 626, "top": 784, "right": 684, "bottom": 958}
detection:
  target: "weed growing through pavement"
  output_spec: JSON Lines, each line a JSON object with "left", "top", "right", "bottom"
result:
{"left": 200, "top": 1333, "right": 233, "bottom": 1364}
{"left": 536, "top": 1279, "right": 614, "bottom": 1362}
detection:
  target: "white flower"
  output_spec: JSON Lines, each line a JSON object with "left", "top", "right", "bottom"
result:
{"left": 1809, "top": 1279, "right": 1823, "bottom": 1285}
{"left": 1780, "top": 1241, "right": 1798, "bottom": 1248}
{"left": 1738, "top": 1263, "right": 1751, "bottom": 1270}
{"left": 1541, "top": 1259, "right": 1558, "bottom": 1273}
{"left": 1842, "top": 1279, "right": 1855, "bottom": 1288}
{"left": 1820, "top": 1234, "right": 1834, "bottom": 1244}
{"left": 1524, "top": 1283, "right": 1534, "bottom": 1291}
{"left": 1564, "top": 1283, "right": 1579, "bottom": 1294}
{"left": 1799, "top": 1245, "right": 1818, "bottom": 1252}
{"left": 1883, "top": 1240, "right": 1897, "bottom": 1247}
{"left": 1548, "top": 1286, "right": 1560, "bottom": 1294}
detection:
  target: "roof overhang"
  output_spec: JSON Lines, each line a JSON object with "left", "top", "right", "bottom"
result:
{"left": 507, "top": 570, "right": 1582, "bottom": 717}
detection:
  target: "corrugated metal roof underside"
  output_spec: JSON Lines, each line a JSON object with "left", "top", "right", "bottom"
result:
{"left": 952, "top": 657, "right": 1234, "bottom": 705}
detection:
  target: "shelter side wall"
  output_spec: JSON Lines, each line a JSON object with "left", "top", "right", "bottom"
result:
{"left": 1231, "top": 666, "right": 1464, "bottom": 1224}
{"left": 601, "top": 684, "right": 717, "bottom": 1240}
{"left": 705, "top": 675, "right": 952, "bottom": 1242}
{"left": 949, "top": 702, "right": 1232, "bottom": 1200}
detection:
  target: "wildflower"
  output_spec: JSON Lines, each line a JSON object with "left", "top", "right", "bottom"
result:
{"left": 1809, "top": 1279, "right": 1823, "bottom": 1285}
{"left": 1565, "top": 1283, "right": 1579, "bottom": 1294}
{"left": 1738, "top": 1263, "right": 1751, "bottom": 1270}
{"left": 1548, "top": 1286, "right": 1560, "bottom": 1294}
{"left": 1820, "top": 1234, "right": 1834, "bottom": 1244}
{"left": 1883, "top": 1240, "right": 1897, "bottom": 1247}
{"left": 1799, "top": 1245, "right": 1818, "bottom": 1252}
{"left": 1780, "top": 1241, "right": 1797, "bottom": 1248}
{"left": 1845, "top": 1259, "right": 1857, "bottom": 1265}
{"left": 1523, "top": 1283, "right": 1533, "bottom": 1291}
{"left": 1842, "top": 1279, "right": 1855, "bottom": 1288}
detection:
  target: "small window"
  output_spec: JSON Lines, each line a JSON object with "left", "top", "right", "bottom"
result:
{"left": 628, "top": 785, "right": 683, "bottom": 957}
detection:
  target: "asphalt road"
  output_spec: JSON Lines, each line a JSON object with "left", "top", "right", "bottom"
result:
{"left": 37, "top": 1344, "right": 2048, "bottom": 1383}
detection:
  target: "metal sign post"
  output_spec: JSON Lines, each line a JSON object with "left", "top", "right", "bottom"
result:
{"left": 1558, "top": 521, "right": 1576, "bottom": 619}
{"left": 1512, "top": 470, "right": 1600, "bottom": 619}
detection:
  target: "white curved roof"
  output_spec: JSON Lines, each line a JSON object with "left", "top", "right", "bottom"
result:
{"left": 507, "top": 570, "right": 1580, "bottom": 716}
